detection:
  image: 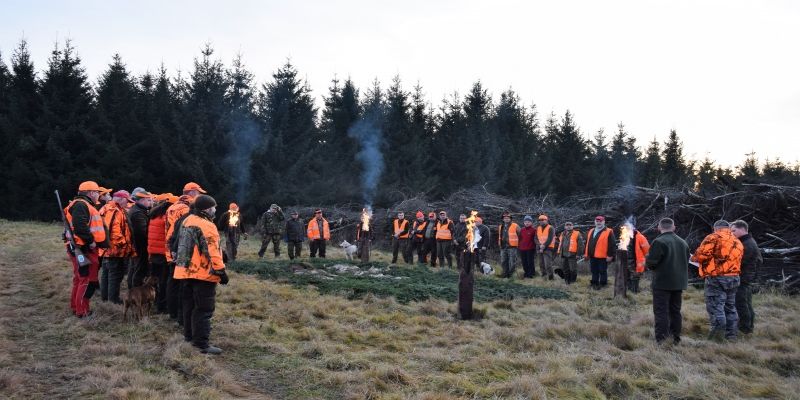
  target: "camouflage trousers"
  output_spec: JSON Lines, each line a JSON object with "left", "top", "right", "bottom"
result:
{"left": 258, "top": 233, "right": 281, "bottom": 257}
{"left": 705, "top": 276, "right": 740, "bottom": 340}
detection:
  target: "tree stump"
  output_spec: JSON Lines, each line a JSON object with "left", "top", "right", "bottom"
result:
{"left": 614, "top": 249, "right": 629, "bottom": 298}
{"left": 459, "top": 250, "right": 475, "bottom": 320}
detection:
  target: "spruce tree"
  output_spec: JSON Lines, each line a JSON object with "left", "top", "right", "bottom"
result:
{"left": 662, "top": 129, "right": 690, "bottom": 187}
{"left": 737, "top": 152, "right": 760, "bottom": 184}
{"left": 640, "top": 137, "right": 661, "bottom": 187}
{"left": 381, "top": 76, "right": 413, "bottom": 202}
{"left": 318, "top": 77, "right": 361, "bottom": 203}
{"left": 491, "top": 89, "right": 540, "bottom": 196}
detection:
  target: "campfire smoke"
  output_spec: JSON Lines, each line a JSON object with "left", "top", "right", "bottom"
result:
{"left": 348, "top": 112, "right": 384, "bottom": 210}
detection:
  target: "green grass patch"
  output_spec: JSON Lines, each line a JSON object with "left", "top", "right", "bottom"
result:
{"left": 229, "top": 258, "right": 568, "bottom": 303}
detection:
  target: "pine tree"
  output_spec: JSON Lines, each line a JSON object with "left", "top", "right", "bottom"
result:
{"left": 491, "top": 89, "right": 541, "bottom": 196}
{"left": 549, "top": 110, "right": 590, "bottom": 197}
{"left": 610, "top": 123, "right": 637, "bottom": 187}
{"left": 380, "top": 76, "right": 413, "bottom": 202}
{"left": 35, "top": 40, "right": 97, "bottom": 219}
{"left": 224, "top": 54, "right": 260, "bottom": 204}
{"left": 318, "top": 77, "right": 361, "bottom": 203}
{"left": 737, "top": 152, "right": 760, "bottom": 184}
{"left": 432, "top": 93, "right": 466, "bottom": 196}
{"left": 662, "top": 129, "right": 690, "bottom": 187}
{"left": 640, "top": 137, "right": 661, "bottom": 187}
{"left": 462, "top": 81, "right": 494, "bottom": 186}
{"left": 251, "top": 61, "right": 318, "bottom": 205}
{"left": 93, "top": 54, "right": 143, "bottom": 188}
{"left": 589, "top": 128, "right": 613, "bottom": 193}
{"left": 406, "top": 83, "right": 437, "bottom": 193}
{"left": 2, "top": 40, "right": 41, "bottom": 219}
{"left": 695, "top": 156, "right": 717, "bottom": 195}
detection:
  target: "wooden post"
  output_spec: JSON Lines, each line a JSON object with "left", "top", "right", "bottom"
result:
{"left": 360, "top": 235, "right": 370, "bottom": 263}
{"left": 459, "top": 250, "right": 475, "bottom": 320}
{"left": 614, "top": 249, "right": 629, "bottom": 298}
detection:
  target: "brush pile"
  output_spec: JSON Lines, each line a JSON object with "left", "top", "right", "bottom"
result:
{"left": 278, "top": 184, "right": 800, "bottom": 293}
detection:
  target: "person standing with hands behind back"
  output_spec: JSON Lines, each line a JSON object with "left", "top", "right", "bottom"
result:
{"left": 645, "top": 218, "right": 690, "bottom": 344}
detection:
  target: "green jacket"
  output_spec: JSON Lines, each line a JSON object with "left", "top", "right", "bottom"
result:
{"left": 645, "top": 231, "right": 690, "bottom": 291}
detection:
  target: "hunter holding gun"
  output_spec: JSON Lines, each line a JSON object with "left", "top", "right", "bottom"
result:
{"left": 61, "top": 181, "right": 109, "bottom": 318}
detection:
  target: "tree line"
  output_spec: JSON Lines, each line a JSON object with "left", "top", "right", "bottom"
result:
{"left": 0, "top": 39, "right": 797, "bottom": 221}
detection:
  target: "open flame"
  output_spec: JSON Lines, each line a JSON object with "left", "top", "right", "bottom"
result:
{"left": 228, "top": 211, "right": 240, "bottom": 227}
{"left": 465, "top": 211, "right": 478, "bottom": 252}
{"left": 361, "top": 208, "right": 371, "bottom": 232}
{"left": 618, "top": 220, "right": 634, "bottom": 250}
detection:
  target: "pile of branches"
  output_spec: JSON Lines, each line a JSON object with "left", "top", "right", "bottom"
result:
{"left": 280, "top": 184, "right": 800, "bottom": 293}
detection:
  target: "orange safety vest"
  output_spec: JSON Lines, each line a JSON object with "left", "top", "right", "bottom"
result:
{"left": 435, "top": 219, "right": 452, "bottom": 240}
{"left": 498, "top": 222, "right": 520, "bottom": 247}
{"left": 536, "top": 224, "right": 555, "bottom": 249}
{"left": 172, "top": 214, "right": 225, "bottom": 283}
{"left": 585, "top": 227, "right": 613, "bottom": 258}
{"left": 413, "top": 220, "right": 427, "bottom": 239}
{"left": 633, "top": 231, "right": 651, "bottom": 273}
{"left": 65, "top": 198, "right": 107, "bottom": 246}
{"left": 307, "top": 218, "right": 330, "bottom": 240}
{"left": 692, "top": 228, "right": 743, "bottom": 277}
{"left": 557, "top": 230, "right": 581, "bottom": 255}
{"left": 394, "top": 219, "right": 409, "bottom": 239}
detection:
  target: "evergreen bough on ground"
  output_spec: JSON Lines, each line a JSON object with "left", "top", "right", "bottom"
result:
{"left": 229, "top": 258, "right": 568, "bottom": 303}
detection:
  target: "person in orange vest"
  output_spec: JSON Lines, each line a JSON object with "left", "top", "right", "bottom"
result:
{"left": 498, "top": 211, "right": 521, "bottom": 278}
{"left": 534, "top": 215, "right": 557, "bottom": 280}
{"left": 410, "top": 211, "right": 428, "bottom": 264}
{"left": 435, "top": 210, "right": 455, "bottom": 269}
{"left": 148, "top": 193, "right": 176, "bottom": 313}
{"left": 518, "top": 215, "right": 537, "bottom": 278}
{"left": 165, "top": 182, "right": 206, "bottom": 325}
{"left": 692, "top": 220, "right": 744, "bottom": 341}
{"left": 391, "top": 211, "right": 411, "bottom": 264}
{"left": 97, "top": 187, "right": 113, "bottom": 213}
{"left": 217, "top": 203, "right": 246, "bottom": 262}
{"left": 307, "top": 209, "right": 330, "bottom": 258}
{"left": 173, "top": 194, "right": 228, "bottom": 355}
{"left": 99, "top": 190, "right": 136, "bottom": 304}
{"left": 585, "top": 215, "right": 616, "bottom": 290}
{"left": 623, "top": 225, "right": 650, "bottom": 293}
{"left": 556, "top": 221, "right": 585, "bottom": 284}
{"left": 64, "top": 181, "right": 109, "bottom": 318}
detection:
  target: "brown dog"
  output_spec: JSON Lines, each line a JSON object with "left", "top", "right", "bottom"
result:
{"left": 123, "top": 276, "right": 159, "bottom": 322}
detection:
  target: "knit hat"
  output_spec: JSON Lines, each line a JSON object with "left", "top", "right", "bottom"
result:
{"left": 194, "top": 195, "right": 217, "bottom": 211}
{"left": 524, "top": 215, "right": 533, "bottom": 222}
{"left": 538, "top": 214, "right": 548, "bottom": 221}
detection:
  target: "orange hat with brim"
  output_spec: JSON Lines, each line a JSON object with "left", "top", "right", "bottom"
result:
{"left": 133, "top": 191, "right": 154, "bottom": 200}
{"left": 78, "top": 181, "right": 101, "bottom": 192}
{"left": 183, "top": 182, "right": 207, "bottom": 193}
{"left": 99, "top": 187, "right": 112, "bottom": 195}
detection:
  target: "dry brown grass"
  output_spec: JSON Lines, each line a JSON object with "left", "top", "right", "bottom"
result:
{"left": 2, "top": 220, "right": 799, "bottom": 399}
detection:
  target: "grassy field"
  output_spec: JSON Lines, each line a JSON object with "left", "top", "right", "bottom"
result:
{"left": 1, "top": 220, "right": 799, "bottom": 399}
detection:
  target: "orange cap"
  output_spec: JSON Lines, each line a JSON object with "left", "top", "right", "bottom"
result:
{"left": 183, "top": 182, "right": 207, "bottom": 194}
{"left": 78, "top": 181, "right": 101, "bottom": 192}
{"left": 230, "top": 203, "right": 239, "bottom": 210}
{"left": 99, "top": 187, "right": 112, "bottom": 195}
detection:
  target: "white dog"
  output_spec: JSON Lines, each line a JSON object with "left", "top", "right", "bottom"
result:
{"left": 339, "top": 240, "right": 358, "bottom": 261}
{"left": 481, "top": 262, "right": 494, "bottom": 275}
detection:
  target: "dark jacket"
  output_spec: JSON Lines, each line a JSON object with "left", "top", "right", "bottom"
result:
{"left": 476, "top": 224, "right": 491, "bottom": 250}
{"left": 453, "top": 221, "right": 467, "bottom": 246}
{"left": 128, "top": 203, "right": 150, "bottom": 257}
{"left": 645, "top": 231, "right": 690, "bottom": 291}
{"left": 356, "top": 222, "right": 374, "bottom": 241}
{"left": 738, "top": 233, "right": 762, "bottom": 284}
{"left": 286, "top": 218, "right": 305, "bottom": 242}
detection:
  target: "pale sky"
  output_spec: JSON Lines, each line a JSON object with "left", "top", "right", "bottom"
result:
{"left": 2, "top": 0, "right": 798, "bottom": 167}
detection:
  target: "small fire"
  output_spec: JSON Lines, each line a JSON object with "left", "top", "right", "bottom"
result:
{"left": 618, "top": 220, "right": 634, "bottom": 250}
{"left": 465, "top": 211, "right": 478, "bottom": 252}
{"left": 228, "top": 211, "right": 240, "bottom": 227}
{"left": 361, "top": 208, "right": 371, "bottom": 232}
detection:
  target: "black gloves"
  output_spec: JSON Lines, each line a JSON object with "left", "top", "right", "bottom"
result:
{"left": 213, "top": 269, "right": 230, "bottom": 285}
{"left": 78, "top": 264, "right": 89, "bottom": 277}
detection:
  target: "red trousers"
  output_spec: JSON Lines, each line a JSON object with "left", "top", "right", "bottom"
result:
{"left": 69, "top": 248, "right": 100, "bottom": 317}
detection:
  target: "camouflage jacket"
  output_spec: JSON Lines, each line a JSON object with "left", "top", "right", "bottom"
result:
{"left": 175, "top": 224, "right": 210, "bottom": 269}
{"left": 259, "top": 210, "right": 285, "bottom": 235}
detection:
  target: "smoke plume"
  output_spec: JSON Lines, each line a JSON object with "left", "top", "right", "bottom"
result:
{"left": 348, "top": 112, "right": 384, "bottom": 209}
{"left": 226, "top": 113, "right": 261, "bottom": 203}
